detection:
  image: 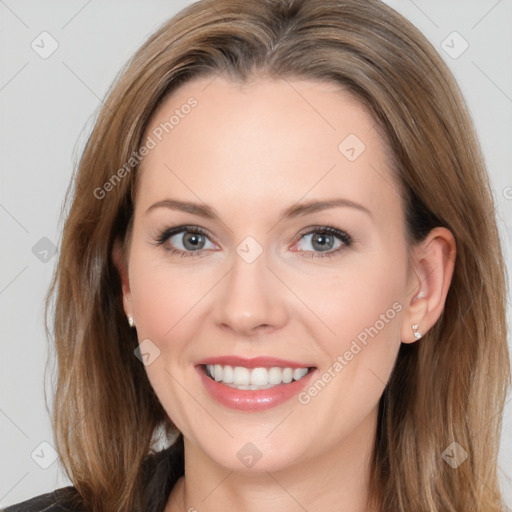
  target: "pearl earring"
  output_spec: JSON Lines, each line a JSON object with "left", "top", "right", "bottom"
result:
{"left": 128, "top": 314, "right": 134, "bottom": 328}
{"left": 412, "top": 324, "right": 422, "bottom": 340}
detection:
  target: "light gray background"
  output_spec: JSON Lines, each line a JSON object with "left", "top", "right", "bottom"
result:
{"left": 1, "top": 0, "right": 511, "bottom": 508}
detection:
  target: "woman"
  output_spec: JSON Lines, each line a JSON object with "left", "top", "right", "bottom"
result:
{"left": 4, "top": 0, "right": 510, "bottom": 510}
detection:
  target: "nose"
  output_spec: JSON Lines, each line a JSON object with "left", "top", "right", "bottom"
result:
{"left": 213, "top": 248, "right": 289, "bottom": 337}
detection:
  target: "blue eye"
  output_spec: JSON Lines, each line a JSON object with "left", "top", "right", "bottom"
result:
{"left": 152, "top": 225, "right": 352, "bottom": 259}
{"left": 293, "top": 226, "right": 352, "bottom": 259}
{"left": 152, "top": 226, "right": 215, "bottom": 257}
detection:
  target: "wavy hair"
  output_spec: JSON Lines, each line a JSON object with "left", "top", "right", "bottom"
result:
{"left": 44, "top": 0, "right": 510, "bottom": 510}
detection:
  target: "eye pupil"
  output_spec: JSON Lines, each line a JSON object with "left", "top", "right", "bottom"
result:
{"left": 312, "top": 233, "right": 334, "bottom": 251}
{"left": 183, "top": 232, "right": 205, "bottom": 250}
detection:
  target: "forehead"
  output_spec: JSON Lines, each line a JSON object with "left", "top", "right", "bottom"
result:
{"left": 135, "top": 75, "right": 401, "bottom": 222}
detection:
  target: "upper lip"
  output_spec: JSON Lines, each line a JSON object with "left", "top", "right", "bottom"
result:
{"left": 195, "top": 356, "right": 315, "bottom": 369}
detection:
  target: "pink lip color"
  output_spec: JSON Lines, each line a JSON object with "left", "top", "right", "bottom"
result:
{"left": 195, "top": 355, "right": 313, "bottom": 369}
{"left": 195, "top": 365, "right": 317, "bottom": 412}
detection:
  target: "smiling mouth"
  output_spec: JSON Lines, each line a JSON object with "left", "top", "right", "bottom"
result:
{"left": 201, "top": 364, "right": 315, "bottom": 390}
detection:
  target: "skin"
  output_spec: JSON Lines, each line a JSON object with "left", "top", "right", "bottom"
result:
{"left": 113, "top": 74, "right": 456, "bottom": 512}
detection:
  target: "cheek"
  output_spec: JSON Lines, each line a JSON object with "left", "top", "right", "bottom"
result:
{"left": 128, "top": 249, "right": 212, "bottom": 341}
{"left": 130, "top": 269, "right": 178, "bottom": 340}
{"left": 295, "top": 251, "right": 407, "bottom": 413}
{"left": 292, "top": 253, "right": 406, "bottom": 431}
{"left": 127, "top": 250, "right": 205, "bottom": 431}
{"left": 295, "top": 251, "right": 406, "bottom": 346}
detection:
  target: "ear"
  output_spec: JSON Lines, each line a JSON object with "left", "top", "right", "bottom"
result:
{"left": 112, "top": 238, "right": 132, "bottom": 319}
{"left": 400, "top": 227, "right": 456, "bottom": 343}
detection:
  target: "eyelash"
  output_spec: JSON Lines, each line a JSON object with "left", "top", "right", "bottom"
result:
{"left": 151, "top": 225, "right": 353, "bottom": 259}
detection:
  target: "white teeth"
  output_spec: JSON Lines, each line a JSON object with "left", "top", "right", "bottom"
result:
{"left": 222, "top": 364, "right": 234, "bottom": 383}
{"left": 251, "top": 367, "right": 268, "bottom": 386}
{"left": 205, "top": 364, "right": 310, "bottom": 388}
{"left": 282, "top": 368, "right": 293, "bottom": 384}
{"left": 268, "top": 367, "right": 282, "bottom": 385}
{"left": 233, "top": 366, "right": 250, "bottom": 386}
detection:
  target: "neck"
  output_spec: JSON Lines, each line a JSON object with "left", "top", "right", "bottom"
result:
{"left": 165, "top": 406, "right": 380, "bottom": 512}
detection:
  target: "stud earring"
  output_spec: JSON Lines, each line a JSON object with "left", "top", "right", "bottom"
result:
{"left": 128, "top": 314, "right": 134, "bottom": 328}
{"left": 412, "top": 324, "right": 422, "bottom": 340}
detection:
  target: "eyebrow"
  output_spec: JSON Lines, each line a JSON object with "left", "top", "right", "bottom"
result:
{"left": 145, "top": 197, "right": 372, "bottom": 221}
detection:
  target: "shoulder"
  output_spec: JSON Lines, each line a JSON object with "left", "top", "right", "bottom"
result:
{"left": 1, "top": 487, "right": 83, "bottom": 512}
{"left": 2, "top": 437, "right": 184, "bottom": 512}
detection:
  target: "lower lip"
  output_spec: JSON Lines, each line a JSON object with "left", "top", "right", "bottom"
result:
{"left": 196, "top": 365, "right": 317, "bottom": 412}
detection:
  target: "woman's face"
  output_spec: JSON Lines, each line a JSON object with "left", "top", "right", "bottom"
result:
{"left": 121, "top": 75, "right": 417, "bottom": 472}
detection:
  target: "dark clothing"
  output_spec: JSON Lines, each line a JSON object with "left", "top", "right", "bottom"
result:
{"left": 2, "top": 436, "right": 184, "bottom": 512}
{"left": 0, "top": 488, "right": 82, "bottom": 512}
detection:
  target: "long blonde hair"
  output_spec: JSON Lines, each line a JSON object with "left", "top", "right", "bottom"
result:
{"left": 45, "top": 0, "right": 510, "bottom": 510}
